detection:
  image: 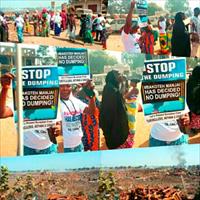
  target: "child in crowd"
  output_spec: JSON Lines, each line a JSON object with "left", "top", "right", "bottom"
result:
{"left": 123, "top": 78, "right": 140, "bottom": 148}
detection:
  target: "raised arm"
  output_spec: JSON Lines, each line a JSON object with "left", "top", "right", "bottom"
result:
{"left": 0, "top": 73, "right": 14, "bottom": 118}
{"left": 124, "top": 0, "right": 136, "bottom": 34}
{"left": 83, "top": 96, "right": 96, "bottom": 115}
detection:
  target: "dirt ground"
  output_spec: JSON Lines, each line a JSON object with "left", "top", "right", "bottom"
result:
{"left": 6, "top": 22, "right": 200, "bottom": 57}
{"left": 1, "top": 109, "right": 200, "bottom": 157}
{"left": 4, "top": 167, "right": 200, "bottom": 199}
{"left": 6, "top": 22, "right": 125, "bottom": 51}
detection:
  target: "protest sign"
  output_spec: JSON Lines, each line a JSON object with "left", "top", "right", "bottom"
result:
{"left": 12, "top": 66, "right": 59, "bottom": 130}
{"left": 141, "top": 58, "right": 186, "bottom": 123}
{"left": 136, "top": 0, "right": 148, "bottom": 28}
{"left": 57, "top": 48, "right": 90, "bottom": 84}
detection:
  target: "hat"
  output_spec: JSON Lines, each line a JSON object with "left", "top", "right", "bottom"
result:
{"left": 42, "top": 8, "right": 47, "bottom": 13}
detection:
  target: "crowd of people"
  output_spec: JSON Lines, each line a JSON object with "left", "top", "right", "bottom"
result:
{"left": 0, "top": 0, "right": 199, "bottom": 157}
{"left": 1, "top": 1, "right": 199, "bottom": 56}
{"left": 121, "top": 0, "right": 200, "bottom": 58}
{"left": 0, "top": 64, "right": 200, "bottom": 156}
{"left": 0, "top": 6, "right": 110, "bottom": 50}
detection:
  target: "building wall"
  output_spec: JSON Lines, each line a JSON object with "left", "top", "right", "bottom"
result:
{"left": 72, "top": 0, "right": 102, "bottom": 13}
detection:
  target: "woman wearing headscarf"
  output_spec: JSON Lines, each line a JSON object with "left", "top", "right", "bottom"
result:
{"left": 60, "top": 8, "right": 67, "bottom": 31}
{"left": 100, "top": 70, "right": 129, "bottom": 149}
{"left": 187, "top": 66, "right": 200, "bottom": 133}
{"left": 171, "top": 12, "right": 191, "bottom": 57}
{"left": 67, "top": 6, "right": 76, "bottom": 42}
{"left": 81, "top": 14, "right": 94, "bottom": 45}
{"left": 54, "top": 11, "right": 62, "bottom": 36}
{"left": 140, "top": 25, "right": 154, "bottom": 55}
{"left": 24, "top": 10, "right": 30, "bottom": 33}
{"left": 77, "top": 79, "right": 100, "bottom": 151}
{"left": 32, "top": 10, "right": 40, "bottom": 36}
{"left": 41, "top": 8, "right": 49, "bottom": 37}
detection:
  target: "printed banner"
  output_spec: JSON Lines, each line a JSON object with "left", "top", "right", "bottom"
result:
{"left": 136, "top": 0, "right": 148, "bottom": 28}
{"left": 57, "top": 48, "right": 90, "bottom": 84}
{"left": 141, "top": 58, "right": 186, "bottom": 123}
{"left": 12, "top": 66, "right": 59, "bottom": 130}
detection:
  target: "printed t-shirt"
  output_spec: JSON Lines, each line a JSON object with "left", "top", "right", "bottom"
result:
{"left": 60, "top": 95, "right": 87, "bottom": 148}
{"left": 151, "top": 107, "right": 189, "bottom": 142}
{"left": 121, "top": 30, "right": 141, "bottom": 54}
{"left": 151, "top": 120, "right": 183, "bottom": 142}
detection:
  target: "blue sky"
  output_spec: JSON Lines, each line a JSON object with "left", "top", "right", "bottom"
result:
{"left": 1, "top": 0, "right": 69, "bottom": 9}
{"left": 1, "top": 0, "right": 199, "bottom": 10}
{"left": 1, "top": 144, "right": 199, "bottom": 172}
{"left": 0, "top": 151, "right": 102, "bottom": 171}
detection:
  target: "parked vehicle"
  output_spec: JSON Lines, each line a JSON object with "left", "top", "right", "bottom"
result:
{"left": 110, "top": 18, "right": 125, "bottom": 32}
{"left": 110, "top": 18, "right": 138, "bottom": 33}
{"left": 76, "top": 8, "right": 93, "bottom": 18}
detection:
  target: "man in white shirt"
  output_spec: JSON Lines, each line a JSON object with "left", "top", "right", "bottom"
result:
{"left": 149, "top": 113, "right": 190, "bottom": 147}
{"left": 58, "top": 84, "right": 96, "bottom": 152}
{"left": 14, "top": 12, "right": 24, "bottom": 43}
{"left": 95, "top": 14, "right": 104, "bottom": 42}
{"left": 0, "top": 73, "right": 57, "bottom": 155}
{"left": 191, "top": 7, "right": 200, "bottom": 58}
{"left": 121, "top": 0, "right": 141, "bottom": 54}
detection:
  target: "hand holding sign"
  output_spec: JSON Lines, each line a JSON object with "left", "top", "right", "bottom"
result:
{"left": 179, "top": 113, "right": 190, "bottom": 126}
{"left": 47, "top": 122, "right": 62, "bottom": 144}
{"left": 0, "top": 73, "right": 15, "bottom": 89}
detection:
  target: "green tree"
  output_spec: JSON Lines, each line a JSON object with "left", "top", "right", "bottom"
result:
{"left": 96, "top": 171, "right": 119, "bottom": 200}
{"left": 89, "top": 50, "right": 118, "bottom": 74}
{"left": 148, "top": 2, "right": 163, "bottom": 16}
{"left": 108, "top": 0, "right": 133, "bottom": 14}
{"left": 0, "top": 166, "right": 10, "bottom": 194}
{"left": 36, "top": 45, "right": 57, "bottom": 65}
{"left": 164, "top": 0, "right": 189, "bottom": 13}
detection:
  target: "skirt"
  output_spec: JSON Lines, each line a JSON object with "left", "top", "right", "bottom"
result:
{"left": 159, "top": 33, "right": 169, "bottom": 54}
{"left": 190, "top": 112, "right": 200, "bottom": 129}
{"left": 55, "top": 23, "right": 61, "bottom": 36}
